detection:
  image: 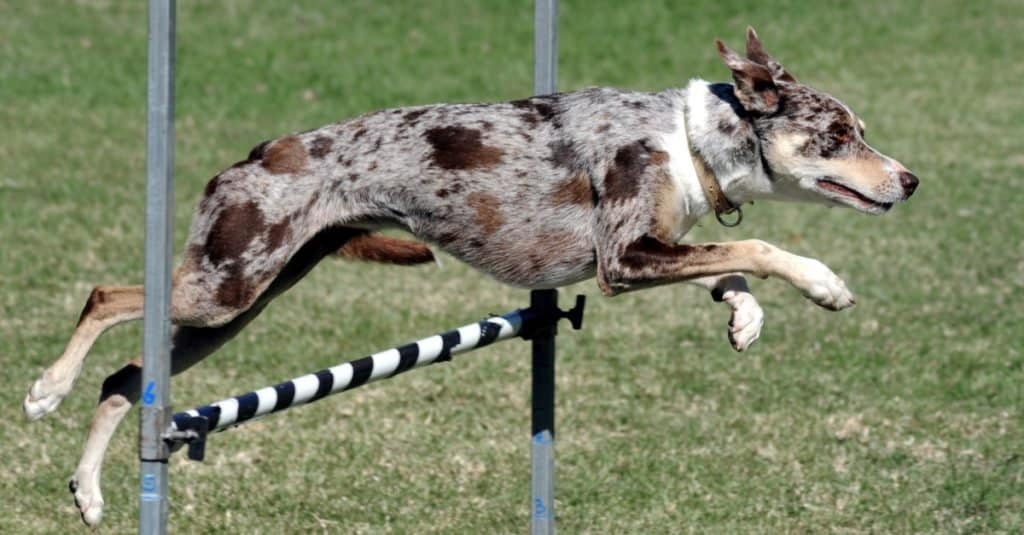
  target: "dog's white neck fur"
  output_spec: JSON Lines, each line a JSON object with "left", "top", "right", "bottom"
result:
{"left": 660, "top": 79, "right": 779, "bottom": 238}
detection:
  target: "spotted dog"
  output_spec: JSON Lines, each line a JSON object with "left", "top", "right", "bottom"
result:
{"left": 24, "top": 27, "right": 917, "bottom": 526}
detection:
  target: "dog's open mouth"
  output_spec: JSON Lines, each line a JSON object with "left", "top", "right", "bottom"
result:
{"left": 816, "top": 178, "right": 893, "bottom": 212}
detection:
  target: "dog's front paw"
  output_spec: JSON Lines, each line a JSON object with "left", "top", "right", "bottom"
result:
{"left": 723, "top": 290, "right": 763, "bottom": 351}
{"left": 797, "top": 260, "right": 856, "bottom": 311}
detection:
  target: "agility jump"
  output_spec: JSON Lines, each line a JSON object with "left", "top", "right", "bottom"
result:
{"left": 166, "top": 294, "right": 584, "bottom": 461}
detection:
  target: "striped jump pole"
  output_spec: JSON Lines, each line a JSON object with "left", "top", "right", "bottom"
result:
{"left": 165, "top": 298, "right": 584, "bottom": 461}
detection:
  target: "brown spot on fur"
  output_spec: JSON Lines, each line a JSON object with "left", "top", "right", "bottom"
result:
{"left": 649, "top": 150, "right": 669, "bottom": 166}
{"left": 650, "top": 168, "right": 680, "bottom": 241}
{"left": 215, "top": 274, "right": 254, "bottom": 309}
{"left": 205, "top": 201, "right": 266, "bottom": 266}
{"left": 210, "top": 226, "right": 364, "bottom": 312}
{"left": 262, "top": 136, "right": 308, "bottom": 175}
{"left": 467, "top": 192, "right": 504, "bottom": 235}
{"left": 204, "top": 174, "right": 223, "bottom": 196}
{"left": 368, "top": 161, "right": 378, "bottom": 171}
{"left": 799, "top": 120, "right": 859, "bottom": 158}
{"left": 548, "top": 140, "right": 579, "bottom": 169}
{"left": 603, "top": 142, "right": 648, "bottom": 201}
{"left": 596, "top": 123, "right": 611, "bottom": 133}
{"left": 403, "top": 109, "right": 428, "bottom": 125}
{"left": 336, "top": 234, "right": 434, "bottom": 265}
{"left": 309, "top": 136, "right": 333, "bottom": 159}
{"left": 424, "top": 126, "right": 504, "bottom": 170}
{"left": 348, "top": 173, "right": 359, "bottom": 182}
{"left": 352, "top": 128, "right": 367, "bottom": 141}
{"left": 436, "top": 181, "right": 465, "bottom": 198}
{"left": 552, "top": 172, "right": 592, "bottom": 207}
{"left": 533, "top": 102, "right": 555, "bottom": 120}
{"left": 511, "top": 96, "right": 559, "bottom": 126}
{"left": 266, "top": 215, "right": 294, "bottom": 251}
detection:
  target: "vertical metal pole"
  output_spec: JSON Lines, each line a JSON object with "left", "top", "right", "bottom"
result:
{"left": 532, "top": 2, "right": 557, "bottom": 533}
{"left": 534, "top": 0, "right": 558, "bottom": 97}
{"left": 529, "top": 289, "right": 557, "bottom": 535}
{"left": 139, "top": 1, "right": 175, "bottom": 534}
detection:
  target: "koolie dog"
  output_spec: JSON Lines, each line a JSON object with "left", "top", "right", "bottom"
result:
{"left": 24, "top": 27, "right": 917, "bottom": 526}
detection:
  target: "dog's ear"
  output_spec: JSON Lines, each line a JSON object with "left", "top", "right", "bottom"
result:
{"left": 715, "top": 38, "right": 780, "bottom": 115}
{"left": 745, "top": 26, "right": 796, "bottom": 83}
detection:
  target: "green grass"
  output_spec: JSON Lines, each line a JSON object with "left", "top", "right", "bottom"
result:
{"left": 2, "top": 0, "right": 1023, "bottom": 532}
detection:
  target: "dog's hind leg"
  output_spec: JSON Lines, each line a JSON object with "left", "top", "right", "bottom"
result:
{"left": 24, "top": 285, "right": 144, "bottom": 420}
{"left": 67, "top": 225, "right": 359, "bottom": 527}
{"left": 70, "top": 319, "right": 256, "bottom": 527}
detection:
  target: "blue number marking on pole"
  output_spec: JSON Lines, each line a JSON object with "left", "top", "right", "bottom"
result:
{"left": 140, "top": 492, "right": 162, "bottom": 503}
{"left": 534, "top": 498, "right": 548, "bottom": 519}
{"left": 533, "top": 431, "right": 551, "bottom": 444}
{"left": 142, "top": 474, "right": 157, "bottom": 492}
{"left": 142, "top": 381, "right": 157, "bottom": 405}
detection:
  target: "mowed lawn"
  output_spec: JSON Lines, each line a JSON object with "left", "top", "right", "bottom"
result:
{"left": 2, "top": 0, "right": 1023, "bottom": 533}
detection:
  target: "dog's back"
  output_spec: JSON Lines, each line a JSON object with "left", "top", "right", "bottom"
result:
{"left": 185, "top": 87, "right": 685, "bottom": 290}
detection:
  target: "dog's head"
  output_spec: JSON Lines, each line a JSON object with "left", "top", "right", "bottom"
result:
{"left": 716, "top": 27, "right": 918, "bottom": 214}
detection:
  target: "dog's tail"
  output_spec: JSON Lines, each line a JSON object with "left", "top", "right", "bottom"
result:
{"left": 335, "top": 233, "right": 435, "bottom": 266}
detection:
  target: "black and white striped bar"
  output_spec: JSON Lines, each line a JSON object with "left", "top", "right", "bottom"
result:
{"left": 170, "top": 310, "right": 525, "bottom": 436}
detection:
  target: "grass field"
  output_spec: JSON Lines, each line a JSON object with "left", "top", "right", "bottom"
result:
{"left": 2, "top": 0, "right": 1023, "bottom": 533}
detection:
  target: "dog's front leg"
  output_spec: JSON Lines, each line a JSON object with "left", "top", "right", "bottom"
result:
{"left": 687, "top": 274, "right": 763, "bottom": 351}
{"left": 598, "top": 236, "right": 855, "bottom": 311}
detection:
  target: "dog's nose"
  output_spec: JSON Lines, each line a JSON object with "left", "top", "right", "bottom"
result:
{"left": 899, "top": 171, "right": 919, "bottom": 196}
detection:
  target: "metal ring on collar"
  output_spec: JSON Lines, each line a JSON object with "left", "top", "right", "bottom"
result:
{"left": 715, "top": 206, "right": 743, "bottom": 227}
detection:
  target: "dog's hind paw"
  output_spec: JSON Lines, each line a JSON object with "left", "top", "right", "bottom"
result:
{"left": 797, "top": 260, "right": 856, "bottom": 311}
{"left": 70, "top": 475, "right": 104, "bottom": 527}
{"left": 23, "top": 377, "right": 70, "bottom": 420}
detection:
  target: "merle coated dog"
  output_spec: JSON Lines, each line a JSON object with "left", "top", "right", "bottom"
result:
{"left": 24, "top": 27, "right": 917, "bottom": 526}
